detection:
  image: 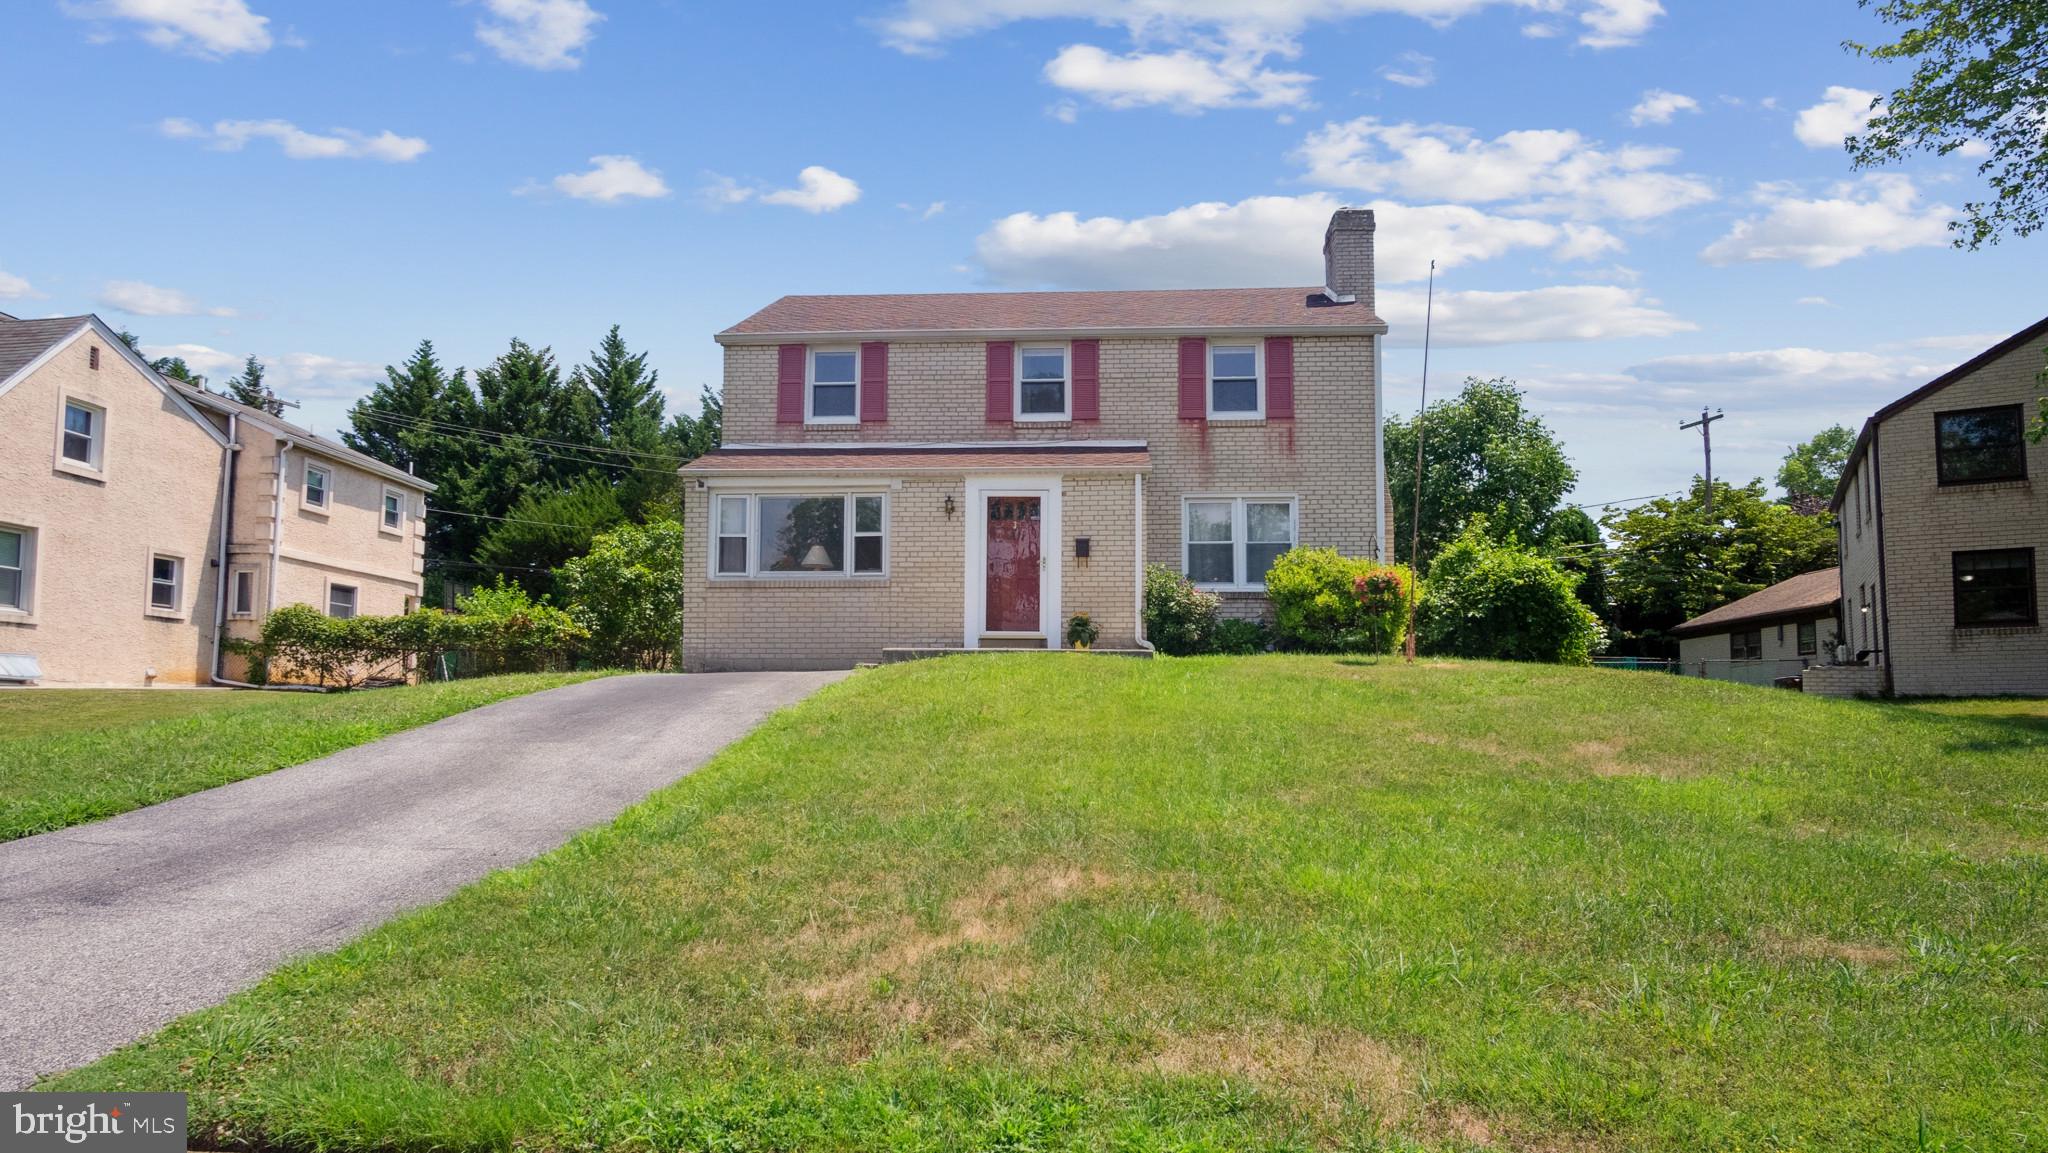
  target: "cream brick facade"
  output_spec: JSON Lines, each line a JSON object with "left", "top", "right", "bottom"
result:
{"left": 685, "top": 331, "right": 1379, "bottom": 670}
{"left": 1835, "top": 322, "right": 2048, "bottom": 697}
{"left": 0, "top": 322, "right": 228, "bottom": 685}
{"left": 0, "top": 314, "right": 430, "bottom": 687}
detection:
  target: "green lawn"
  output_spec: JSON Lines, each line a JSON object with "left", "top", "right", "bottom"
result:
{"left": 47, "top": 657, "right": 2048, "bottom": 1151}
{"left": 0, "top": 673, "right": 607, "bottom": 841}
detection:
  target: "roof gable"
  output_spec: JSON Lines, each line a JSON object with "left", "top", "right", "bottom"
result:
{"left": 0, "top": 314, "right": 229, "bottom": 448}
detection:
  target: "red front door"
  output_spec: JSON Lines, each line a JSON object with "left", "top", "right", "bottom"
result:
{"left": 985, "top": 495, "right": 1042, "bottom": 633}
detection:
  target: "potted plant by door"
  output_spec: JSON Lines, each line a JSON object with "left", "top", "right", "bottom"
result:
{"left": 1066, "top": 612, "right": 1099, "bottom": 651}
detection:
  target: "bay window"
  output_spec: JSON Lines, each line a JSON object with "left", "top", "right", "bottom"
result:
{"left": 1184, "top": 496, "right": 1297, "bottom": 589}
{"left": 713, "top": 492, "right": 886, "bottom": 578}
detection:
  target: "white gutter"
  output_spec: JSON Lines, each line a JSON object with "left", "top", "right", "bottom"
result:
{"left": 1133, "top": 472, "right": 1154, "bottom": 654}
{"left": 1373, "top": 333, "right": 1388, "bottom": 563}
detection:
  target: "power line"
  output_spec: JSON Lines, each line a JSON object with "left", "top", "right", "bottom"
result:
{"left": 1564, "top": 490, "right": 1686, "bottom": 511}
{"left": 425, "top": 506, "right": 608, "bottom": 532}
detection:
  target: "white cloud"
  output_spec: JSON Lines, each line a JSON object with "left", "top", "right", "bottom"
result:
{"left": 1047, "top": 99, "right": 1080, "bottom": 123}
{"left": 474, "top": 0, "right": 601, "bottom": 70}
{"left": 760, "top": 166, "right": 862, "bottom": 213}
{"left": 1796, "top": 295, "right": 1833, "bottom": 307}
{"left": 1044, "top": 43, "right": 1312, "bottom": 111}
{"left": 543, "top": 155, "right": 670, "bottom": 203}
{"left": 1381, "top": 285, "right": 1692, "bottom": 347}
{"left": 1294, "top": 117, "right": 1715, "bottom": 221}
{"left": 972, "top": 192, "right": 1625, "bottom": 290}
{"left": 1622, "top": 344, "right": 1957, "bottom": 398}
{"left": 1794, "top": 86, "right": 1880, "bottom": 149}
{"left": 96, "top": 280, "right": 235, "bottom": 318}
{"left": 142, "top": 343, "right": 380, "bottom": 398}
{"left": 1521, "top": 22, "right": 1560, "bottom": 38}
{"left": 1378, "top": 50, "right": 1435, "bottom": 88}
{"left": 0, "top": 267, "right": 38, "bottom": 299}
{"left": 158, "top": 117, "right": 429, "bottom": 162}
{"left": 62, "top": 0, "right": 271, "bottom": 57}
{"left": 1578, "top": 0, "right": 1662, "bottom": 48}
{"left": 900, "top": 200, "right": 947, "bottom": 220}
{"left": 1701, "top": 175, "right": 1952, "bottom": 267}
{"left": 700, "top": 173, "right": 754, "bottom": 206}
{"left": 1629, "top": 89, "right": 1699, "bottom": 127}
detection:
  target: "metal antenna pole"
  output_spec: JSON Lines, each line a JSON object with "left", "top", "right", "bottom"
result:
{"left": 1680, "top": 407, "right": 1725, "bottom": 518}
{"left": 1403, "top": 260, "right": 1435, "bottom": 663}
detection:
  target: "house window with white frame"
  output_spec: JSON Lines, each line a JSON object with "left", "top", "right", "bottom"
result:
{"left": 1017, "top": 345, "right": 1069, "bottom": 419}
{"left": 230, "top": 568, "right": 256, "bottom": 618}
{"left": 304, "top": 463, "right": 331, "bottom": 509}
{"left": 1208, "top": 343, "right": 1262, "bottom": 418}
{"left": 808, "top": 349, "right": 859, "bottom": 423}
{"left": 148, "top": 554, "right": 183, "bottom": 613}
{"left": 713, "top": 493, "right": 885, "bottom": 578}
{"left": 61, "top": 400, "right": 103, "bottom": 468}
{"left": 0, "top": 527, "right": 31, "bottom": 613}
{"left": 1184, "top": 497, "right": 1296, "bottom": 588}
{"left": 328, "top": 583, "right": 358, "bottom": 619}
{"left": 382, "top": 487, "right": 405, "bottom": 532}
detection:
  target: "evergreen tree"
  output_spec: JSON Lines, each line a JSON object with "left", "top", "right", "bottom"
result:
{"left": 474, "top": 476, "right": 626, "bottom": 600}
{"left": 572, "top": 325, "right": 674, "bottom": 517}
{"left": 224, "top": 354, "right": 284, "bottom": 415}
{"left": 666, "top": 386, "right": 723, "bottom": 463}
{"left": 344, "top": 340, "right": 483, "bottom": 569}
{"left": 151, "top": 356, "right": 198, "bottom": 384}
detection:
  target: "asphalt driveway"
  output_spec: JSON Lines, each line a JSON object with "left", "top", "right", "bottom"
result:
{"left": 0, "top": 670, "right": 847, "bottom": 1089}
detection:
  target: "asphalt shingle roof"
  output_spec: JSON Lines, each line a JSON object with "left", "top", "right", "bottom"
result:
{"left": 1670, "top": 567, "right": 1842, "bottom": 637}
{"left": 0, "top": 315, "right": 90, "bottom": 385}
{"left": 719, "top": 288, "right": 1384, "bottom": 340}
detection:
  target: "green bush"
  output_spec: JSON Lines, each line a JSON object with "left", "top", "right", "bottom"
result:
{"left": 1209, "top": 617, "right": 1272, "bottom": 655}
{"left": 1142, "top": 565, "right": 1220, "bottom": 656}
{"left": 555, "top": 521, "right": 684, "bottom": 670}
{"left": 1263, "top": 548, "right": 1411, "bottom": 654}
{"left": 1417, "top": 520, "right": 1605, "bottom": 664}
{"left": 444, "top": 580, "right": 589, "bottom": 675}
{"left": 238, "top": 582, "right": 587, "bottom": 688}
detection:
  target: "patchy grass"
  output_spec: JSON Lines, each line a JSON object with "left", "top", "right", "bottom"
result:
{"left": 0, "top": 673, "right": 608, "bottom": 841}
{"left": 47, "top": 657, "right": 2048, "bottom": 1151}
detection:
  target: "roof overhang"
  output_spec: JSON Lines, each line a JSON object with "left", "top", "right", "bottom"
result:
{"left": 1669, "top": 601, "right": 1841, "bottom": 638}
{"left": 179, "top": 387, "right": 435, "bottom": 493}
{"left": 680, "top": 440, "right": 1152, "bottom": 476}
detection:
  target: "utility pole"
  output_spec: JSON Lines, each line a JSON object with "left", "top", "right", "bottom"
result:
{"left": 1680, "top": 407, "right": 1724, "bottom": 518}
{"left": 1403, "top": 259, "right": 1436, "bottom": 663}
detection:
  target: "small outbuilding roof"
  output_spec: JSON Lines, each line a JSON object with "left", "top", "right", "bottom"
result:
{"left": 1670, "top": 567, "right": 1841, "bottom": 637}
{"left": 680, "top": 441, "right": 1151, "bottom": 475}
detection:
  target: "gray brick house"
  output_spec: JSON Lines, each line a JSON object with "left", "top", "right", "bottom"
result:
{"left": 679, "top": 209, "right": 1389, "bottom": 670}
{"left": 1828, "top": 314, "right": 2048, "bottom": 697}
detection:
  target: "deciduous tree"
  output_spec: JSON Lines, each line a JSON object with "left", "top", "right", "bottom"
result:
{"left": 1384, "top": 376, "right": 1577, "bottom": 571}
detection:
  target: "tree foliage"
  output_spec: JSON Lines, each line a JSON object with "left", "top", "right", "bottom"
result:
{"left": 1384, "top": 377, "right": 1578, "bottom": 571}
{"left": 1777, "top": 424, "right": 1858, "bottom": 509}
{"left": 475, "top": 477, "right": 626, "bottom": 600}
{"left": 1537, "top": 506, "right": 1611, "bottom": 625}
{"left": 224, "top": 354, "right": 285, "bottom": 415}
{"left": 1418, "top": 519, "right": 1605, "bottom": 664}
{"left": 555, "top": 520, "right": 686, "bottom": 670}
{"left": 1263, "top": 548, "right": 1411, "bottom": 654}
{"left": 1845, "top": 0, "right": 2048, "bottom": 247}
{"left": 1602, "top": 479, "right": 1840, "bottom": 654}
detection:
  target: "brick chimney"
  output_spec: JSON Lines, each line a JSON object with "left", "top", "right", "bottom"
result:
{"left": 1321, "top": 208, "right": 1375, "bottom": 311}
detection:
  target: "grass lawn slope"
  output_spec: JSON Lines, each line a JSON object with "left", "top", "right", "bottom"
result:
{"left": 48, "top": 657, "right": 2048, "bottom": 1151}
{"left": 0, "top": 673, "right": 607, "bottom": 841}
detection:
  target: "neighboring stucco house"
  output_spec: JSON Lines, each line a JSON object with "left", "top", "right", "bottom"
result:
{"left": 1830, "top": 315, "right": 2048, "bottom": 697}
{"left": 0, "top": 310, "right": 430, "bottom": 687}
{"left": 1670, "top": 567, "right": 1842, "bottom": 686}
{"left": 680, "top": 209, "right": 1389, "bottom": 671}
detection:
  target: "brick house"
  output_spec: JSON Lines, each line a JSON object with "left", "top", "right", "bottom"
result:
{"left": 1828, "top": 315, "right": 2048, "bottom": 697}
{"left": 680, "top": 209, "right": 1389, "bottom": 670}
{"left": 0, "top": 311, "right": 430, "bottom": 687}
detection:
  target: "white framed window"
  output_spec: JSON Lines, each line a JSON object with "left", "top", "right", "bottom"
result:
{"left": 230, "top": 568, "right": 256, "bottom": 618}
{"left": 304, "top": 463, "right": 331, "bottom": 510}
{"left": 806, "top": 348, "right": 859, "bottom": 424}
{"left": 0, "top": 526, "right": 34, "bottom": 614}
{"left": 1183, "top": 496, "right": 1297, "bottom": 589}
{"left": 327, "top": 583, "right": 358, "bottom": 619}
{"left": 1016, "top": 344, "right": 1070, "bottom": 421}
{"left": 710, "top": 492, "right": 887, "bottom": 579}
{"left": 1207, "top": 342, "right": 1263, "bottom": 419}
{"left": 381, "top": 487, "right": 405, "bottom": 532}
{"left": 148, "top": 553, "right": 184, "bottom": 615}
{"left": 60, "top": 398, "right": 105, "bottom": 470}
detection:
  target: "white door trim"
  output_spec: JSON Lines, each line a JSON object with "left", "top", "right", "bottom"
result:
{"left": 962, "top": 475, "right": 1063, "bottom": 649}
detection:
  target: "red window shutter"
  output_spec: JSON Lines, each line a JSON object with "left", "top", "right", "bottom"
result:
{"left": 1177, "top": 337, "right": 1207, "bottom": 420}
{"left": 859, "top": 341, "right": 889, "bottom": 423}
{"left": 985, "top": 341, "right": 1014, "bottom": 423}
{"left": 1071, "top": 339, "right": 1100, "bottom": 422}
{"left": 1264, "top": 336, "right": 1294, "bottom": 420}
{"left": 776, "top": 344, "right": 806, "bottom": 424}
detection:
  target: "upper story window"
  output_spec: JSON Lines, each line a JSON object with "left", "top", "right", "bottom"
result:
{"left": 713, "top": 492, "right": 886, "bottom": 578}
{"left": 1185, "top": 496, "right": 1296, "bottom": 589}
{"left": 0, "top": 527, "right": 31, "bottom": 613}
{"left": 808, "top": 349, "right": 859, "bottom": 424}
{"left": 1936, "top": 405, "right": 2027, "bottom": 485}
{"left": 148, "top": 554, "right": 183, "bottom": 614}
{"left": 1017, "top": 345, "right": 1069, "bottom": 420}
{"left": 61, "top": 400, "right": 103, "bottom": 469}
{"left": 382, "top": 488, "right": 405, "bottom": 532}
{"left": 1208, "top": 343, "right": 1262, "bottom": 418}
{"left": 304, "top": 463, "right": 331, "bottom": 509}
{"left": 1953, "top": 548, "right": 2036, "bottom": 628}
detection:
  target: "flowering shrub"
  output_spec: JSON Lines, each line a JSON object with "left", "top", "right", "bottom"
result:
{"left": 1263, "top": 548, "right": 1412, "bottom": 654}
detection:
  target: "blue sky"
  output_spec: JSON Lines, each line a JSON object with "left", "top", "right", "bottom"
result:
{"left": 3, "top": 0, "right": 2039, "bottom": 508}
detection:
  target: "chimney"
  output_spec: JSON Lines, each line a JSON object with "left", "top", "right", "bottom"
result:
{"left": 1321, "top": 208, "right": 1375, "bottom": 311}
